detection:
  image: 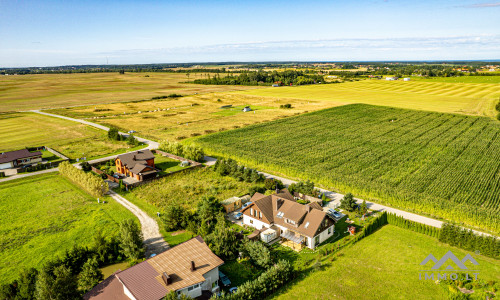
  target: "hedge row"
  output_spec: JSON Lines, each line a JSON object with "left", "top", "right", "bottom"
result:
{"left": 439, "top": 223, "right": 499, "bottom": 259}
{"left": 59, "top": 161, "right": 108, "bottom": 198}
{"left": 219, "top": 260, "right": 294, "bottom": 300}
{"left": 387, "top": 213, "right": 440, "bottom": 238}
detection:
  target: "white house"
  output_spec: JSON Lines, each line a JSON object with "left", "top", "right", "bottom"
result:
{"left": 242, "top": 189, "right": 336, "bottom": 251}
{"left": 403, "top": 78, "right": 411, "bottom": 81}
{"left": 84, "top": 237, "right": 223, "bottom": 300}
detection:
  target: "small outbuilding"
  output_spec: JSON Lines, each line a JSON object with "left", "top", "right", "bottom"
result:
{"left": 242, "top": 106, "right": 252, "bottom": 112}
{"left": 403, "top": 78, "right": 411, "bottom": 81}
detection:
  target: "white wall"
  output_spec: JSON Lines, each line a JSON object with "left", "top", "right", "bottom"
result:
{"left": 0, "top": 162, "right": 13, "bottom": 170}
{"left": 203, "top": 267, "right": 220, "bottom": 292}
{"left": 243, "top": 215, "right": 269, "bottom": 230}
{"left": 309, "top": 225, "right": 335, "bottom": 249}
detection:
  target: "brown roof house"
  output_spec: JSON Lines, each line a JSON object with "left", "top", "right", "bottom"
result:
{"left": 115, "top": 150, "right": 158, "bottom": 181}
{"left": 242, "top": 189, "right": 335, "bottom": 251}
{"left": 84, "top": 237, "right": 224, "bottom": 300}
{"left": 0, "top": 149, "right": 42, "bottom": 170}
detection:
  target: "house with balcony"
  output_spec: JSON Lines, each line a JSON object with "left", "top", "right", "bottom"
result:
{"left": 115, "top": 149, "right": 158, "bottom": 181}
{"left": 84, "top": 236, "right": 224, "bottom": 300}
{"left": 241, "top": 189, "right": 335, "bottom": 251}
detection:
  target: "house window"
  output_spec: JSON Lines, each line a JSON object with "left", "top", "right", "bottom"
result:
{"left": 328, "top": 227, "right": 332, "bottom": 234}
{"left": 250, "top": 219, "right": 253, "bottom": 224}
{"left": 315, "top": 236, "right": 320, "bottom": 245}
{"left": 212, "top": 281, "right": 218, "bottom": 288}
{"left": 250, "top": 208, "right": 254, "bottom": 216}
{"left": 259, "top": 211, "right": 262, "bottom": 219}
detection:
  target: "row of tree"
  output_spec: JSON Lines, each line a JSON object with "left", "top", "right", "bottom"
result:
{"left": 386, "top": 213, "right": 440, "bottom": 238}
{"left": 192, "top": 70, "right": 325, "bottom": 86}
{"left": 108, "top": 128, "right": 140, "bottom": 146}
{"left": 159, "top": 141, "right": 205, "bottom": 162}
{"left": 214, "top": 158, "right": 265, "bottom": 183}
{"left": 439, "top": 224, "right": 499, "bottom": 259}
{"left": 0, "top": 220, "right": 144, "bottom": 300}
{"left": 59, "top": 161, "right": 108, "bottom": 198}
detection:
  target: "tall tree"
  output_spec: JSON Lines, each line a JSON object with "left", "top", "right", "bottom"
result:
{"left": 119, "top": 219, "right": 144, "bottom": 260}
{"left": 78, "top": 257, "right": 103, "bottom": 293}
{"left": 36, "top": 265, "right": 79, "bottom": 300}
{"left": 16, "top": 268, "right": 38, "bottom": 300}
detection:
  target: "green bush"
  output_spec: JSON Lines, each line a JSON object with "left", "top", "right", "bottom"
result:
{"left": 59, "top": 161, "right": 108, "bottom": 198}
{"left": 159, "top": 141, "right": 204, "bottom": 162}
{"left": 220, "top": 260, "right": 294, "bottom": 300}
{"left": 241, "top": 240, "right": 272, "bottom": 269}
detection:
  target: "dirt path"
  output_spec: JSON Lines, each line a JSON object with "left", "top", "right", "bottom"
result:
{"left": 108, "top": 190, "right": 168, "bottom": 256}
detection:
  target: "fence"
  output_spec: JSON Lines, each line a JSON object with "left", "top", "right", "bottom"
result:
{"left": 91, "top": 166, "right": 120, "bottom": 183}
{"left": 154, "top": 149, "right": 203, "bottom": 167}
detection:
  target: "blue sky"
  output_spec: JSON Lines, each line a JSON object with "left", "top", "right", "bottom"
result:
{"left": 0, "top": 0, "right": 499, "bottom": 67}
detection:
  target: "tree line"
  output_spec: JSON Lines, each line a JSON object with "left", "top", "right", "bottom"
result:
{"left": 192, "top": 70, "right": 325, "bottom": 86}
{"left": 59, "top": 161, "right": 108, "bottom": 198}
{"left": 0, "top": 220, "right": 144, "bottom": 300}
{"left": 159, "top": 141, "right": 205, "bottom": 162}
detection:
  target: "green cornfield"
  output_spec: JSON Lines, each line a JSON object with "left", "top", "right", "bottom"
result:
{"left": 194, "top": 104, "right": 500, "bottom": 234}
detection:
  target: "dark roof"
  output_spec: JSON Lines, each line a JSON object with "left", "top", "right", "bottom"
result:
{"left": 0, "top": 149, "right": 42, "bottom": 164}
{"left": 116, "top": 149, "right": 155, "bottom": 174}
{"left": 243, "top": 189, "right": 332, "bottom": 238}
{"left": 85, "top": 237, "right": 224, "bottom": 300}
{"left": 83, "top": 273, "right": 128, "bottom": 300}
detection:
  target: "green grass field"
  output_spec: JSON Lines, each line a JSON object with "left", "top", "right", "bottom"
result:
{"left": 0, "top": 112, "right": 142, "bottom": 159}
{"left": 194, "top": 104, "right": 500, "bottom": 234}
{"left": 0, "top": 173, "right": 134, "bottom": 284}
{"left": 237, "top": 79, "right": 500, "bottom": 117}
{"left": 272, "top": 225, "right": 500, "bottom": 300}
{"left": 0, "top": 72, "right": 261, "bottom": 112}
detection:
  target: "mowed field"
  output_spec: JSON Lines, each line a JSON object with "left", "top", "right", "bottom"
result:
{"left": 272, "top": 225, "right": 500, "bottom": 300}
{"left": 0, "top": 173, "right": 134, "bottom": 284}
{"left": 237, "top": 79, "right": 500, "bottom": 117}
{"left": 0, "top": 112, "right": 142, "bottom": 159}
{"left": 194, "top": 104, "right": 500, "bottom": 234}
{"left": 46, "top": 93, "right": 336, "bottom": 142}
{"left": 0, "top": 72, "right": 261, "bottom": 112}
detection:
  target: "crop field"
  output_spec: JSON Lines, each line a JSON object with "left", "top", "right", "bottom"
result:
{"left": 45, "top": 93, "right": 335, "bottom": 141}
{"left": 0, "top": 112, "right": 142, "bottom": 159}
{"left": 0, "top": 173, "right": 134, "bottom": 284}
{"left": 194, "top": 104, "right": 500, "bottom": 234}
{"left": 414, "top": 75, "right": 500, "bottom": 84}
{"left": 237, "top": 79, "right": 500, "bottom": 117}
{"left": 0, "top": 72, "right": 261, "bottom": 112}
{"left": 272, "top": 225, "right": 500, "bottom": 300}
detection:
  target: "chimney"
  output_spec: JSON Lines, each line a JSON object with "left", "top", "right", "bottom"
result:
{"left": 190, "top": 261, "right": 196, "bottom": 271}
{"left": 304, "top": 204, "right": 311, "bottom": 212}
{"left": 162, "top": 272, "right": 172, "bottom": 285}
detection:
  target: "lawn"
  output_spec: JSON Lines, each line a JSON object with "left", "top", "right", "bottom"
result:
{"left": 271, "top": 225, "right": 500, "bottom": 300}
{"left": 193, "top": 104, "right": 500, "bottom": 234}
{"left": 0, "top": 112, "right": 143, "bottom": 159}
{"left": 154, "top": 154, "right": 188, "bottom": 174}
{"left": 0, "top": 173, "right": 135, "bottom": 284}
{"left": 0, "top": 72, "right": 261, "bottom": 112}
{"left": 237, "top": 79, "right": 500, "bottom": 117}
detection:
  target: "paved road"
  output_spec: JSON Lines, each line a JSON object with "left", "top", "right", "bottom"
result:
{"left": 109, "top": 190, "right": 168, "bottom": 256}
{"left": 30, "top": 110, "right": 160, "bottom": 149}
{"left": 0, "top": 168, "right": 59, "bottom": 183}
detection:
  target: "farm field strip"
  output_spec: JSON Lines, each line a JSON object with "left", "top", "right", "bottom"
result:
{"left": 0, "top": 112, "right": 140, "bottom": 159}
{"left": 194, "top": 104, "right": 500, "bottom": 234}
{"left": 237, "top": 80, "right": 500, "bottom": 116}
{"left": 0, "top": 72, "right": 262, "bottom": 112}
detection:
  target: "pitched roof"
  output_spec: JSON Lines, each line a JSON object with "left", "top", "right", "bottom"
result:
{"left": 83, "top": 273, "right": 128, "bottom": 300}
{"left": 85, "top": 237, "right": 223, "bottom": 300}
{"left": 0, "top": 149, "right": 42, "bottom": 164}
{"left": 243, "top": 189, "right": 332, "bottom": 238}
{"left": 116, "top": 149, "right": 155, "bottom": 174}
